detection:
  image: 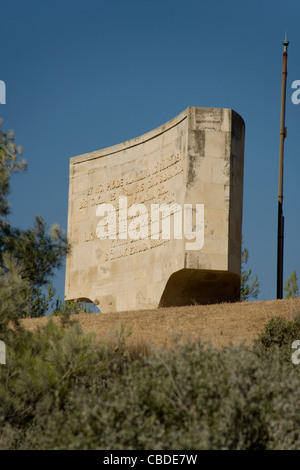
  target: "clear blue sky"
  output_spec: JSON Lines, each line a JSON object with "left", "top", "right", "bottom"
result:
{"left": 1, "top": 0, "right": 300, "bottom": 304}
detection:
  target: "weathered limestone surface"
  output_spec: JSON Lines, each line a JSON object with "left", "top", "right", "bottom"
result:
{"left": 65, "top": 107, "right": 245, "bottom": 312}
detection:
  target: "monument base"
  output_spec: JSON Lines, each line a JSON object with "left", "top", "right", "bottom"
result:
{"left": 159, "top": 269, "right": 240, "bottom": 307}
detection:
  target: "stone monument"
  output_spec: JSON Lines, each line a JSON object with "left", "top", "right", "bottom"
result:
{"left": 65, "top": 107, "right": 245, "bottom": 312}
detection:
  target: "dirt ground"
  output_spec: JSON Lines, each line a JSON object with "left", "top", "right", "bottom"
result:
{"left": 21, "top": 298, "right": 300, "bottom": 349}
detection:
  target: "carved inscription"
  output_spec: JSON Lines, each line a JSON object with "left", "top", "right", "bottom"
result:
{"left": 77, "top": 152, "right": 184, "bottom": 261}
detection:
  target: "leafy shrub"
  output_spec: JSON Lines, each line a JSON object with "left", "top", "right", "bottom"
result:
{"left": 253, "top": 313, "right": 300, "bottom": 366}
{"left": 0, "top": 254, "right": 31, "bottom": 333}
{"left": 2, "top": 316, "right": 300, "bottom": 450}
{"left": 255, "top": 315, "right": 300, "bottom": 350}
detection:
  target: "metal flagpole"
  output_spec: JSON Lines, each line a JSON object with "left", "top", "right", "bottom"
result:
{"left": 277, "top": 32, "right": 289, "bottom": 299}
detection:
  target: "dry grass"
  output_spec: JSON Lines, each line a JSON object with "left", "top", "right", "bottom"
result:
{"left": 21, "top": 298, "right": 300, "bottom": 350}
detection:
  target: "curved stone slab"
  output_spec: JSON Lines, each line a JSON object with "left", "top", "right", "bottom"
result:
{"left": 65, "top": 107, "right": 245, "bottom": 312}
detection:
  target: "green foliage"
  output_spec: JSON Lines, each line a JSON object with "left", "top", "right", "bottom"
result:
{"left": 0, "top": 120, "right": 69, "bottom": 317}
{"left": 284, "top": 270, "right": 299, "bottom": 299}
{"left": 240, "top": 246, "right": 259, "bottom": 301}
{"left": 0, "top": 320, "right": 112, "bottom": 445}
{"left": 2, "top": 215, "right": 69, "bottom": 317}
{"left": 254, "top": 313, "right": 300, "bottom": 364}
{"left": 52, "top": 299, "right": 92, "bottom": 317}
{"left": 7, "top": 216, "right": 69, "bottom": 289}
{"left": 0, "top": 119, "right": 27, "bottom": 219}
{"left": 0, "top": 253, "right": 31, "bottom": 333}
{"left": 52, "top": 298, "right": 92, "bottom": 327}
{"left": 2, "top": 315, "right": 300, "bottom": 450}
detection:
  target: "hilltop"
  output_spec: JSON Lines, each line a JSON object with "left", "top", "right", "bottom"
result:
{"left": 21, "top": 298, "right": 300, "bottom": 349}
